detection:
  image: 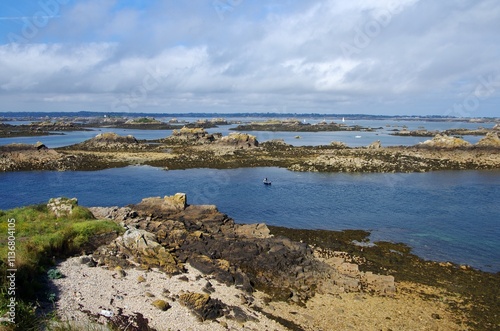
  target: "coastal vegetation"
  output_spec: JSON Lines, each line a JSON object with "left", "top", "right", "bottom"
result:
{"left": 0, "top": 202, "right": 123, "bottom": 330}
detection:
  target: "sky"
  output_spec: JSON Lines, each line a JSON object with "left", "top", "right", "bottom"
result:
{"left": 0, "top": 0, "right": 499, "bottom": 116}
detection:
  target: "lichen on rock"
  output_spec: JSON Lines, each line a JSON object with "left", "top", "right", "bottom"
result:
{"left": 47, "top": 197, "right": 78, "bottom": 218}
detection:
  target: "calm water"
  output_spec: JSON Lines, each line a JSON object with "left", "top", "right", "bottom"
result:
{"left": 1, "top": 166, "right": 499, "bottom": 272}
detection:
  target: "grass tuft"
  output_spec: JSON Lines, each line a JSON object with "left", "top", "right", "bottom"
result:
{"left": 0, "top": 203, "right": 123, "bottom": 330}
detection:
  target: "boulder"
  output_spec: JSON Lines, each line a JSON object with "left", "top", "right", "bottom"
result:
{"left": 330, "top": 141, "right": 348, "bottom": 149}
{"left": 235, "top": 223, "right": 272, "bottom": 238}
{"left": 93, "top": 228, "right": 184, "bottom": 274}
{"left": 367, "top": 140, "right": 382, "bottom": 149}
{"left": 166, "top": 193, "right": 187, "bottom": 209}
{"left": 121, "top": 229, "right": 160, "bottom": 253}
{"left": 178, "top": 292, "right": 224, "bottom": 321}
{"left": 151, "top": 299, "right": 170, "bottom": 311}
{"left": 167, "top": 127, "right": 220, "bottom": 144}
{"left": 218, "top": 132, "right": 259, "bottom": 148}
{"left": 135, "top": 193, "right": 187, "bottom": 213}
{"left": 47, "top": 197, "right": 78, "bottom": 218}
{"left": 34, "top": 141, "right": 47, "bottom": 150}
{"left": 360, "top": 272, "right": 396, "bottom": 296}
{"left": 88, "top": 206, "right": 138, "bottom": 222}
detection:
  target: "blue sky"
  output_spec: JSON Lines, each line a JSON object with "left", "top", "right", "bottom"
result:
{"left": 0, "top": 0, "right": 499, "bottom": 116}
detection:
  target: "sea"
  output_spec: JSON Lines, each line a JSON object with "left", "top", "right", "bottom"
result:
{"left": 1, "top": 117, "right": 499, "bottom": 272}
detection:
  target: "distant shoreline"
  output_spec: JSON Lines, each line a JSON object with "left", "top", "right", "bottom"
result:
{"left": 1, "top": 111, "right": 499, "bottom": 123}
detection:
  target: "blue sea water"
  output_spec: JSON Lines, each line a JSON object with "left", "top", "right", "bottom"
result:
{"left": 0, "top": 119, "right": 491, "bottom": 148}
{"left": 1, "top": 166, "right": 499, "bottom": 272}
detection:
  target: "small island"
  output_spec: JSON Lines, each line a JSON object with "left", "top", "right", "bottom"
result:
{"left": 1, "top": 126, "right": 500, "bottom": 173}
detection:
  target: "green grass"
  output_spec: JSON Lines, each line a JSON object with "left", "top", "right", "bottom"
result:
{"left": 132, "top": 117, "right": 159, "bottom": 124}
{"left": 0, "top": 203, "right": 123, "bottom": 330}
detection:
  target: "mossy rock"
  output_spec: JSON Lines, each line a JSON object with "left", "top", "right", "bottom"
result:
{"left": 151, "top": 299, "right": 170, "bottom": 311}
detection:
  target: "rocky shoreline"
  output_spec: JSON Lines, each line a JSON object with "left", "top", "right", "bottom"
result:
{"left": 1, "top": 128, "right": 500, "bottom": 173}
{"left": 34, "top": 194, "right": 498, "bottom": 330}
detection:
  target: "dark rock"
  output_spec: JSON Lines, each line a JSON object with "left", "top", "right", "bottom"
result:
{"left": 108, "top": 312, "right": 154, "bottom": 331}
{"left": 179, "top": 292, "right": 224, "bottom": 321}
{"left": 228, "top": 306, "right": 258, "bottom": 323}
{"left": 90, "top": 193, "right": 396, "bottom": 306}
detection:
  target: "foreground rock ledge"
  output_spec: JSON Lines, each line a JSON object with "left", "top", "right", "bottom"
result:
{"left": 47, "top": 193, "right": 479, "bottom": 330}
{"left": 90, "top": 193, "right": 396, "bottom": 303}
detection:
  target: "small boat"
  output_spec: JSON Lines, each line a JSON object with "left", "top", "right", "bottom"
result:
{"left": 263, "top": 178, "right": 272, "bottom": 185}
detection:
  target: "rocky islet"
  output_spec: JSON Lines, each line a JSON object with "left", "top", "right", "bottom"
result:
{"left": 1, "top": 128, "right": 500, "bottom": 172}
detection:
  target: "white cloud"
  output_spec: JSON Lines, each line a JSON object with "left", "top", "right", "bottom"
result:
{"left": 0, "top": 0, "right": 498, "bottom": 115}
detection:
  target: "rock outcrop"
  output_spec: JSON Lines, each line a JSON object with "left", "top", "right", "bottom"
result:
{"left": 166, "top": 127, "right": 221, "bottom": 145}
{"left": 419, "top": 134, "right": 471, "bottom": 148}
{"left": 72, "top": 132, "right": 144, "bottom": 151}
{"left": 367, "top": 140, "right": 382, "bottom": 149}
{"left": 476, "top": 131, "right": 500, "bottom": 147}
{"left": 165, "top": 128, "right": 258, "bottom": 149}
{"left": 217, "top": 132, "right": 258, "bottom": 148}
{"left": 90, "top": 193, "right": 395, "bottom": 306}
{"left": 93, "top": 227, "right": 184, "bottom": 274}
{"left": 47, "top": 197, "right": 78, "bottom": 218}
{"left": 0, "top": 143, "right": 103, "bottom": 172}
{"left": 330, "top": 141, "right": 349, "bottom": 149}
{"left": 134, "top": 193, "right": 188, "bottom": 212}
{"left": 4, "top": 130, "right": 499, "bottom": 173}
{"left": 178, "top": 292, "right": 224, "bottom": 321}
